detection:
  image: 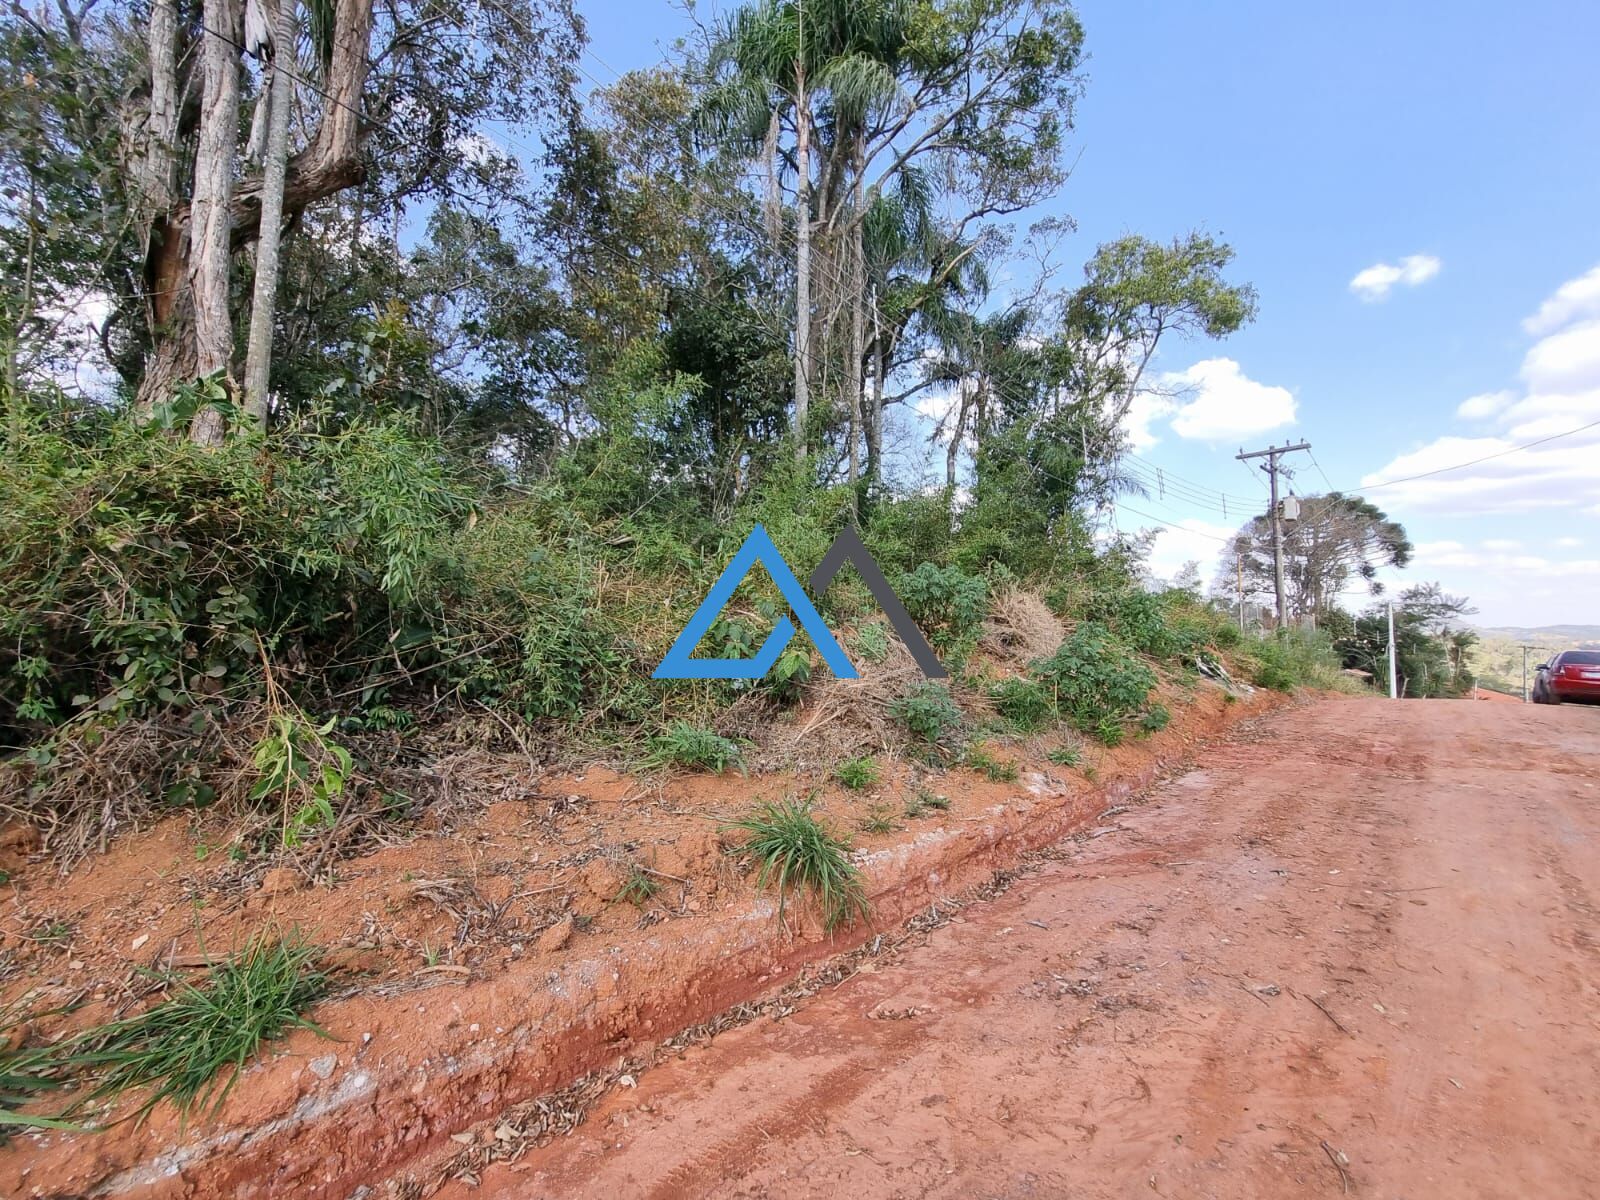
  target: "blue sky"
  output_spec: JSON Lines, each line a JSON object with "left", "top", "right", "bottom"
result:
{"left": 581, "top": 0, "right": 1600, "bottom": 626}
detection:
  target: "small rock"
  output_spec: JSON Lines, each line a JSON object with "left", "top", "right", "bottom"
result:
{"left": 538, "top": 916, "right": 574, "bottom": 954}
{"left": 130, "top": 934, "right": 150, "bottom": 952}
{"left": 309, "top": 1054, "right": 337, "bottom": 1080}
{"left": 258, "top": 867, "right": 302, "bottom": 897}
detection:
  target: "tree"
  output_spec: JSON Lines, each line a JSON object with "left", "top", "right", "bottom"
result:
{"left": 1227, "top": 493, "right": 1412, "bottom": 627}
{"left": 241, "top": 0, "right": 297, "bottom": 423}
{"left": 1049, "top": 233, "right": 1258, "bottom": 432}
{"left": 1336, "top": 586, "right": 1476, "bottom": 700}
{"left": 699, "top": 0, "right": 1087, "bottom": 472}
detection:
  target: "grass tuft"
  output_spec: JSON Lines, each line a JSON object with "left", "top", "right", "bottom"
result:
{"left": 614, "top": 865, "right": 661, "bottom": 907}
{"left": 62, "top": 932, "right": 327, "bottom": 1124}
{"left": 835, "top": 756, "right": 879, "bottom": 790}
{"left": 726, "top": 797, "right": 869, "bottom": 932}
{"left": 964, "top": 745, "right": 1019, "bottom": 783}
{"left": 643, "top": 723, "right": 745, "bottom": 773}
{"left": 1046, "top": 744, "right": 1082, "bottom": 767}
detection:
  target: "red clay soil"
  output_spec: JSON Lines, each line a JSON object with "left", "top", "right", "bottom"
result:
{"left": 0, "top": 683, "right": 1278, "bottom": 1198}
{"left": 431, "top": 698, "right": 1600, "bottom": 1200}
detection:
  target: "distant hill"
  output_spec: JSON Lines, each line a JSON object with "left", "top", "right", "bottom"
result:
{"left": 1474, "top": 625, "right": 1600, "bottom": 645}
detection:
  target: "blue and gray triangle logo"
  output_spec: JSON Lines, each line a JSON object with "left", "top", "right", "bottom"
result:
{"left": 652, "top": 525, "right": 947, "bottom": 681}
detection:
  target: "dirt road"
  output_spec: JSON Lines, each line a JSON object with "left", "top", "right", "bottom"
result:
{"left": 465, "top": 698, "right": 1600, "bottom": 1199}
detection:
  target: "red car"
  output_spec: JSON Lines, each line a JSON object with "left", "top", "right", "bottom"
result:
{"left": 1532, "top": 650, "right": 1600, "bottom": 704}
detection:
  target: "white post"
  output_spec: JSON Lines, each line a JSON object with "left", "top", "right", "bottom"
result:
{"left": 1387, "top": 601, "right": 1398, "bottom": 700}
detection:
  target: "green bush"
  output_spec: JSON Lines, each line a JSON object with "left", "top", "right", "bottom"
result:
{"left": 991, "top": 677, "right": 1055, "bottom": 731}
{"left": 893, "top": 563, "right": 988, "bottom": 662}
{"left": 0, "top": 413, "right": 472, "bottom": 737}
{"left": 835, "top": 756, "right": 879, "bottom": 790}
{"left": 1244, "top": 629, "right": 1349, "bottom": 692}
{"left": 1139, "top": 703, "right": 1172, "bottom": 736}
{"left": 889, "top": 682, "right": 963, "bottom": 747}
{"left": 1032, "top": 622, "right": 1156, "bottom": 739}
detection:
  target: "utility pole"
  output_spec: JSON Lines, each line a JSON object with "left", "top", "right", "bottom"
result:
{"left": 1387, "top": 600, "right": 1398, "bottom": 699}
{"left": 1236, "top": 441, "right": 1311, "bottom": 629}
{"left": 1236, "top": 551, "right": 1246, "bottom": 632}
{"left": 1520, "top": 644, "right": 1539, "bottom": 702}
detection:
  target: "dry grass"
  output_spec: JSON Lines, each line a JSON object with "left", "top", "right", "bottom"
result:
{"left": 979, "top": 587, "right": 1065, "bottom": 667}
{"left": 774, "top": 635, "right": 926, "bottom": 762}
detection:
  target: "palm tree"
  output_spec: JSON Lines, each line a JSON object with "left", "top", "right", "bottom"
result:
{"left": 698, "top": 0, "right": 905, "bottom": 463}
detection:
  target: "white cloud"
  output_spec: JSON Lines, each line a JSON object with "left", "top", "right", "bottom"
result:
{"left": 1361, "top": 265, "right": 1600, "bottom": 515}
{"left": 1455, "top": 390, "right": 1514, "bottom": 421}
{"left": 1555, "top": 536, "right": 1583, "bottom": 548}
{"left": 913, "top": 385, "right": 960, "bottom": 429}
{"left": 1481, "top": 538, "right": 1521, "bottom": 551}
{"left": 1123, "top": 391, "right": 1177, "bottom": 449}
{"left": 1412, "top": 540, "right": 1600, "bottom": 579}
{"left": 1523, "top": 263, "right": 1600, "bottom": 336}
{"left": 1154, "top": 358, "right": 1297, "bottom": 441}
{"left": 1349, "top": 254, "right": 1442, "bottom": 302}
{"left": 1519, "top": 318, "right": 1600, "bottom": 395}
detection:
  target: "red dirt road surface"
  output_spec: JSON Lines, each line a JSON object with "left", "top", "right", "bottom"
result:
{"left": 456, "top": 698, "right": 1600, "bottom": 1199}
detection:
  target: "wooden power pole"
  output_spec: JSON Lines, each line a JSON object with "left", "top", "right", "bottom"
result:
{"left": 1236, "top": 441, "right": 1311, "bottom": 628}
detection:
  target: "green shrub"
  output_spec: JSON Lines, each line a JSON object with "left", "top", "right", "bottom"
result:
{"left": 889, "top": 682, "right": 963, "bottom": 748}
{"left": 1032, "top": 621, "right": 1156, "bottom": 736}
{"left": 1094, "top": 716, "right": 1126, "bottom": 747}
{"left": 764, "top": 647, "right": 811, "bottom": 705}
{"left": 893, "top": 563, "right": 988, "bottom": 662}
{"left": 643, "top": 723, "right": 745, "bottom": 773}
{"left": 1244, "top": 629, "right": 1349, "bottom": 691}
{"left": 1086, "top": 588, "right": 1178, "bottom": 658}
{"left": 992, "top": 677, "right": 1055, "bottom": 731}
{"left": 725, "top": 797, "right": 869, "bottom": 931}
{"left": 0, "top": 413, "right": 472, "bottom": 736}
{"left": 835, "top": 756, "right": 879, "bottom": 790}
{"left": 247, "top": 711, "right": 354, "bottom": 848}
{"left": 1139, "top": 704, "right": 1172, "bottom": 736}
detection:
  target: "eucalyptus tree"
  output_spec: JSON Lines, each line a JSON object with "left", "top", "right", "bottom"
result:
{"left": 2, "top": 0, "right": 582, "bottom": 439}
{"left": 700, "top": 0, "right": 1086, "bottom": 471}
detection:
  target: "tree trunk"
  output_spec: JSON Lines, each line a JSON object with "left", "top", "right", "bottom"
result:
{"left": 188, "top": 0, "right": 243, "bottom": 446}
{"left": 140, "top": 0, "right": 179, "bottom": 211}
{"left": 242, "top": 0, "right": 296, "bottom": 425}
{"left": 866, "top": 301, "right": 884, "bottom": 487}
{"left": 946, "top": 394, "right": 966, "bottom": 491}
{"left": 792, "top": 65, "right": 812, "bottom": 461}
{"left": 135, "top": 0, "right": 371, "bottom": 419}
{"left": 843, "top": 165, "right": 865, "bottom": 517}
{"left": 131, "top": 0, "right": 182, "bottom": 417}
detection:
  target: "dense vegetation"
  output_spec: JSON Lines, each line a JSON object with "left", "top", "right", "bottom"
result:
{"left": 0, "top": 0, "right": 1470, "bottom": 866}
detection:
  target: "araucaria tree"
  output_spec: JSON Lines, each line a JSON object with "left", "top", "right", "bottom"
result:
{"left": 1227, "top": 492, "right": 1413, "bottom": 628}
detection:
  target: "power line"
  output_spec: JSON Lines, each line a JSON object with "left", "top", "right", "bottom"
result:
{"left": 1351, "top": 419, "right": 1600, "bottom": 493}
